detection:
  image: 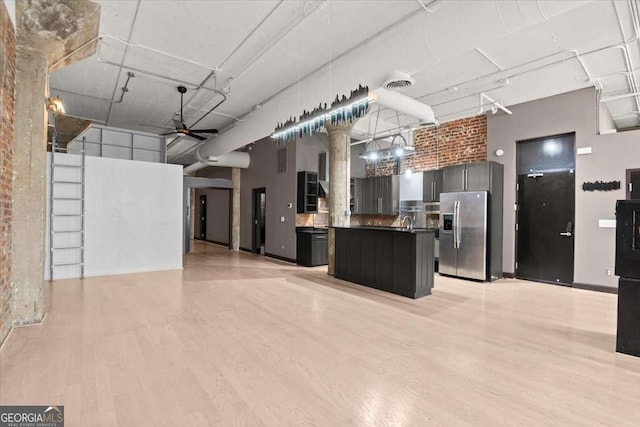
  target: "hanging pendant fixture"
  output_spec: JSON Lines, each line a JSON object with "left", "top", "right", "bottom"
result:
{"left": 272, "top": 85, "right": 371, "bottom": 144}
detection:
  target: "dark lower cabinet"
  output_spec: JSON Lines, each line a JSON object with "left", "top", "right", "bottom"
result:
{"left": 617, "top": 278, "right": 640, "bottom": 357}
{"left": 334, "top": 227, "right": 435, "bottom": 298}
{"left": 296, "top": 231, "right": 328, "bottom": 267}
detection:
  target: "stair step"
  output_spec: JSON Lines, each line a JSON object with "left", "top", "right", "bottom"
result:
{"left": 53, "top": 164, "right": 82, "bottom": 168}
{"left": 52, "top": 262, "right": 84, "bottom": 267}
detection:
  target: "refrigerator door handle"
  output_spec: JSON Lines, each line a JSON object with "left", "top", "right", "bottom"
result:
{"left": 456, "top": 200, "right": 462, "bottom": 249}
{"left": 452, "top": 201, "right": 457, "bottom": 248}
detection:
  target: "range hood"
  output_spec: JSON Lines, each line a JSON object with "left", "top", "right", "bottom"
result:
{"left": 318, "top": 180, "right": 329, "bottom": 197}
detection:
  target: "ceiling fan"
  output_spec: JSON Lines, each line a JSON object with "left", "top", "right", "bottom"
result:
{"left": 162, "top": 86, "right": 219, "bottom": 141}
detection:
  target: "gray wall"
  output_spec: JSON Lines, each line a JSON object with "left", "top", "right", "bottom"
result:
{"left": 351, "top": 144, "right": 366, "bottom": 178}
{"left": 194, "top": 188, "right": 231, "bottom": 245}
{"left": 296, "top": 133, "right": 328, "bottom": 173}
{"left": 488, "top": 87, "right": 640, "bottom": 288}
{"left": 241, "top": 137, "right": 297, "bottom": 260}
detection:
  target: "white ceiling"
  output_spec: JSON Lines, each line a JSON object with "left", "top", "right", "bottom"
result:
{"left": 49, "top": 0, "right": 640, "bottom": 164}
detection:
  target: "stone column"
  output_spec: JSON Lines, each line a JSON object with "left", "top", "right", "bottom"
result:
{"left": 11, "top": 51, "right": 48, "bottom": 325}
{"left": 325, "top": 120, "right": 357, "bottom": 275}
{"left": 231, "top": 167, "right": 241, "bottom": 251}
{"left": 11, "top": 0, "right": 99, "bottom": 327}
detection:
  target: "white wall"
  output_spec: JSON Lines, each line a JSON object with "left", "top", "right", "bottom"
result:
{"left": 46, "top": 154, "right": 183, "bottom": 279}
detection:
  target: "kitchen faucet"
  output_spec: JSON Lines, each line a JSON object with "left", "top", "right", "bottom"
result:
{"left": 402, "top": 215, "right": 414, "bottom": 231}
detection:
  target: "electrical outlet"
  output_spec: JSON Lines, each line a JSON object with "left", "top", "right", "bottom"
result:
{"left": 280, "top": 216, "right": 285, "bottom": 222}
{"left": 606, "top": 268, "right": 614, "bottom": 276}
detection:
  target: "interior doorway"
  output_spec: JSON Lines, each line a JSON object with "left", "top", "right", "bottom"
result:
{"left": 626, "top": 168, "right": 640, "bottom": 199}
{"left": 252, "top": 188, "right": 266, "bottom": 255}
{"left": 199, "top": 195, "right": 207, "bottom": 239}
{"left": 516, "top": 133, "right": 576, "bottom": 285}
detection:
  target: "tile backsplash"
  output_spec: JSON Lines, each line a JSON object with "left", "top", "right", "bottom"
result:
{"left": 295, "top": 197, "right": 328, "bottom": 227}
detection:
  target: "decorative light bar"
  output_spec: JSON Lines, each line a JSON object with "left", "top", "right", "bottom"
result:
{"left": 272, "top": 85, "right": 371, "bottom": 143}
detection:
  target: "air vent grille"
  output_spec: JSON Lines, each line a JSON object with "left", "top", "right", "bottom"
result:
{"left": 277, "top": 147, "right": 287, "bottom": 173}
{"left": 382, "top": 71, "right": 415, "bottom": 91}
{"left": 384, "top": 79, "right": 413, "bottom": 89}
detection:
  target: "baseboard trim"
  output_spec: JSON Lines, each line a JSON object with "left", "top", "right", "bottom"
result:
{"left": 573, "top": 282, "right": 618, "bottom": 294}
{"left": 265, "top": 252, "right": 297, "bottom": 264}
{"left": 503, "top": 272, "right": 516, "bottom": 279}
{"left": 239, "top": 246, "right": 253, "bottom": 253}
{"left": 196, "top": 238, "right": 230, "bottom": 248}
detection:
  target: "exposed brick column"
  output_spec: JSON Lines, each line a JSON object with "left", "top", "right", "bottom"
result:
{"left": 0, "top": 2, "right": 16, "bottom": 345}
{"left": 325, "top": 120, "right": 356, "bottom": 276}
{"left": 10, "top": 0, "right": 99, "bottom": 330}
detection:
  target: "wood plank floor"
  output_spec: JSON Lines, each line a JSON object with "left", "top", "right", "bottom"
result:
{"left": 1, "top": 240, "right": 640, "bottom": 426}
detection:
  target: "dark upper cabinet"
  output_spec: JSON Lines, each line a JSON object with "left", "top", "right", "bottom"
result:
{"left": 441, "top": 161, "right": 503, "bottom": 194}
{"left": 442, "top": 164, "right": 467, "bottom": 193}
{"left": 423, "top": 169, "right": 443, "bottom": 202}
{"left": 465, "top": 162, "right": 492, "bottom": 191}
{"left": 352, "top": 175, "right": 399, "bottom": 215}
{"left": 297, "top": 171, "right": 318, "bottom": 213}
{"left": 351, "top": 178, "right": 364, "bottom": 214}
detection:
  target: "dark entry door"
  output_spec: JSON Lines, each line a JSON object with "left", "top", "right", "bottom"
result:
{"left": 517, "top": 172, "right": 575, "bottom": 284}
{"left": 199, "top": 195, "right": 207, "bottom": 239}
{"left": 627, "top": 169, "right": 640, "bottom": 199}
{"left": 252, "top": 188, "right": 266, "bottom": 254}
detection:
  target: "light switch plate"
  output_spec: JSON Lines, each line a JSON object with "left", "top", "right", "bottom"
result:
{"left": 599, "top": 219, "right": 616, "bottom": 228}
{"left": 280, "top": 216, "right": 285, "bottom": 222}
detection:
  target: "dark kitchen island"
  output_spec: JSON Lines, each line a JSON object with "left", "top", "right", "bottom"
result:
{"left": 333, "top": 226, "right": 435, "bottom": 299}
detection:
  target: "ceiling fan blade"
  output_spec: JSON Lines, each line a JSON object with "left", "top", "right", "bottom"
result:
{"left": 186, "top": 132, "right": 207, "bottom": 141}
{"left": 161, "top": 131, "right": 179, "bottom": 136}
{"left": 189, "top": 128, "right": 219, "bottom": 134}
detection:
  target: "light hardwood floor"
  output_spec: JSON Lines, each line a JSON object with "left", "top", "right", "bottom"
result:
{"left": 1, "top": 241, "right": 640, "bottom": 426}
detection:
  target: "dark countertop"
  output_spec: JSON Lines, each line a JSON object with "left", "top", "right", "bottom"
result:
{"left": 296, "top": 227, "right": 329, "bottom": 234}
{"left": 331, "top": 226, "right": 436, "bottom": 234}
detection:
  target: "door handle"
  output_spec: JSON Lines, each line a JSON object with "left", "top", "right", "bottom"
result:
{"left": 560, "top": 232, "right": 572, "bottom": 237}
{"left": 432, "top": 182, "right": 435, "bottom": 200}
{"left": 456, "top": 201, "right": 462, "bottom": 248}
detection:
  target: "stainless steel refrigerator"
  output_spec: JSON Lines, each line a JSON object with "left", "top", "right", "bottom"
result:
{"left": 439, "top": 191, "right": 488, "bottom": 281}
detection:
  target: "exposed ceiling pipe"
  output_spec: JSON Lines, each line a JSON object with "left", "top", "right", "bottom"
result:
{"left": 220, "top": 0, "right": 324, "bottom": 92}
{"left": 179, "top": 0, "right": 595, "bottom": 170}
{"left": 183, "top": 151, "right": 250, "bottom": 175}
{"left": 478, "top": 93, "right": 512, "bottom": 115}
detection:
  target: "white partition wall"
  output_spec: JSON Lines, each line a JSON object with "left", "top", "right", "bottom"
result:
{"left": 45, "top": 153, "right": 183, "bottom": 279}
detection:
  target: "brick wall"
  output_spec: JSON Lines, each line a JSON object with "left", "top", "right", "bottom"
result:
{"left": 0, "top": 3, "right": 15, "bottom": 345}
{"left": 365, "top": 115, "right": 487, "bottom": 177}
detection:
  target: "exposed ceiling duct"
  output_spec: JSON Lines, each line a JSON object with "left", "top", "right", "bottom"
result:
{"left": 183, "top": 151, "right": 250, "bottom": 175}
{"left": 372, "top": 88, "right": 436, "bottom": 126}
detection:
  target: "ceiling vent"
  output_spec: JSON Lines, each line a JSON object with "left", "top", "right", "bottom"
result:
{"left": 383, "top": 70, "right": 415, "bottom": 90}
